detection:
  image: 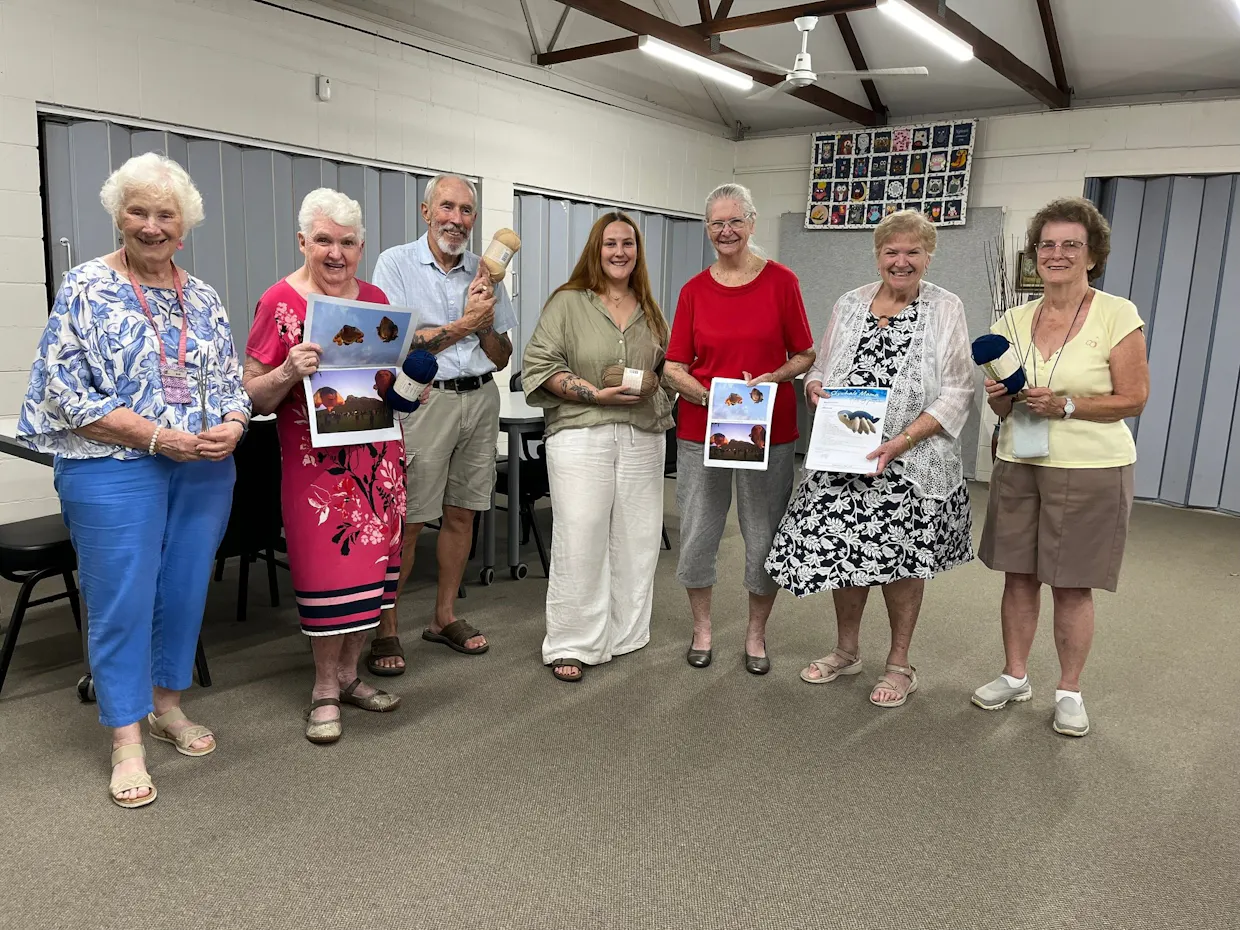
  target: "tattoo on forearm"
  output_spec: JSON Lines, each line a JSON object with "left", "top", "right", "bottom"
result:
{"left": 412, "top": 327, "right": 453, "bottom": 354}
{"left": 558, "top": 374, "right": 597, "bottom": 404}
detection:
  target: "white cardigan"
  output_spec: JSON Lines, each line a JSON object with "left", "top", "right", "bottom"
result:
{"left": 807, "top": 280, "right": 974, "bottom": 500}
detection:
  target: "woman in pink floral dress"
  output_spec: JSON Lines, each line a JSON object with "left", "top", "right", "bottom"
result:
{"left": 244, "top": 189, "right": 414, "bottom": 744}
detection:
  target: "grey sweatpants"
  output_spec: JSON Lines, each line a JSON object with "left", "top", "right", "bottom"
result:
{"left": 674, "top": 440, "right": 795, "bottom": 596}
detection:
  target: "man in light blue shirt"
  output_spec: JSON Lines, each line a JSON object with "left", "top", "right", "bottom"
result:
{"left": 370, "top": 173, "right": 516, "bottom": 670}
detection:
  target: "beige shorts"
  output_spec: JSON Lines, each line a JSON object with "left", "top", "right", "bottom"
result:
{"left": 402, "top": 379, "right": 500, "bottom": 523}
{"left": 979, "top": 458, "right": 1135, "bottom": 592}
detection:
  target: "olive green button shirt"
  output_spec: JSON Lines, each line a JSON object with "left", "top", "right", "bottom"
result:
{"left": 522, "top": 288, "right": 674, "bottom": 439}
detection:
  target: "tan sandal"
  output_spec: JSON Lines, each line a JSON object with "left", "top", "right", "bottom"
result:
{"left": 870, "top": 663, "right": 918, "bottom": 708}
{"left": 147, "top": 707, "right": 216, "bottom": 757}
{"left": 339, "top": 677, "right": 401, "bottom": 712}
{"left": 304, "top": 698, "right": 342, "bottom": 744}
{"left": 800, "top": 648, "right": 862, "bottom": 684}
{"left": 109, "top": 743, "right": 156, "bottom": 809}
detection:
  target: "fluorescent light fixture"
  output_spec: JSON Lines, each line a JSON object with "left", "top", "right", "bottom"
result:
{"left": 878, "top": 0, "right": 974, "bottom": 62}
{"left": 637, "top": 35, "right": 754, "bottom": 92}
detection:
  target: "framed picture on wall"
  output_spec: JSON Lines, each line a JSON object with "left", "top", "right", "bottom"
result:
{"left": 1015, "top": 251, "right": 1044, "bottom": 292}
{"left": 805, "top": 119, "right": 977, "bottom": 230}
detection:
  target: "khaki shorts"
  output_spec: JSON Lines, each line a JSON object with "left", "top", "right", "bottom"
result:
{"left": 402, "top": 379, "right": 500, "bottom": 523}
{"left": 979, "top": 458, "right": 1135, "bottom": 592}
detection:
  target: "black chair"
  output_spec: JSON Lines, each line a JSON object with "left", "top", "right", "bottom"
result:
{"left": 0, "top": 515, "right": 82, "bottom": 698}
{"left": 214, "top": 418, "right": 286, "bottom": 622}
{"left": 496, "top": 371, "right": 550, "bottom": 576}
{"left": 661, "top": 408, "right": 679, "bottom": 551}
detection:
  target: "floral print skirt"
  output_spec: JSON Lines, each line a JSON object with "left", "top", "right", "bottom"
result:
{"left": 278, "top": 395, "right": 405, "bottom": 636}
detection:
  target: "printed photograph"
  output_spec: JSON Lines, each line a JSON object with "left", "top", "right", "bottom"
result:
{"left": 707, "top": 422, "right": 768, "bottom": 464}
{"left": 309, "top": 368, "right": 396, "bottom": 435}
{"left": 711, "top": 382, "right": 774, "bottom": 423}
{"left": 306, "top": 300, "right": 414, "bottom": 369}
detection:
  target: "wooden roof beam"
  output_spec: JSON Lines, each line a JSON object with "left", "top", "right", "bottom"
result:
{"left": 553, "top": 0, "right": 882, "bottom": 125}
{"left": 901, "top": 0, "right": 1069, "bottom": 108}
{"left": 835, "top": 12, "right": 888, "bottom": 125}
{"left": 692, "top": 1, "right": 877, "bottom": 37}
{"left": 535, "top": 36, "right": 640, "bottom": 66}
{"left": 1035, "top": 0, "right": 1071, "bottom": 95}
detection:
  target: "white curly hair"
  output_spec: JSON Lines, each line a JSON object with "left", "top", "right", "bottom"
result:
{"left": 99, "top": 152, "right": 205, "bottom": 231}
{"left": 298, "top": 188, "right": 366, "bottom": 241}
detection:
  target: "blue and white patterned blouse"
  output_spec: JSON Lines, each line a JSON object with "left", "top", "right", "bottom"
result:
{"left": 18, "top": 258, "right": 251, "bottom": 460}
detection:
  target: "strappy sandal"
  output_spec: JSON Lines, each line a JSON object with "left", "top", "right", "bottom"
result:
{"left": 800, "top": 648, "right": 862, "bottom": 684}
{"left": 870, "top": 663, "right": 919, "bottom": 708}
{"left": 549, "top": 658, "right": 583, "bottom": 683}
{"left": 147, "top": 707, "right": 216, "bottom": 757}
{"left": 304, "top": 698, "right": 342, "bottom": 744}
{"left": 109, "top": 743, "right": 156, "bottom": 809}
{"left": 339, "top": 677, "right": 401, "bottom": 712}
{"left": 366, "top": 635, "right": 406, "bottom": 677}
{"left": 422, "top": 619, "right": 489, "bottom": 655}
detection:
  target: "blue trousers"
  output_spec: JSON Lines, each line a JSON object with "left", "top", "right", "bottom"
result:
{"left": 55, "top": 456, "right": 235, "bottom": 728}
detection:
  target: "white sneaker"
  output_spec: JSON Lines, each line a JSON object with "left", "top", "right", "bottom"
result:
{"left": 971, "top": 675, "right": 1032, "bottom": 710}
{"left": 1053, "top": 693, "right": 1090, "bottom": 737}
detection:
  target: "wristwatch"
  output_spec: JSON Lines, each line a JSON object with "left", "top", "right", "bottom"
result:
{"left": 1062, "top": 397, "right": 1076, "bottom": 419}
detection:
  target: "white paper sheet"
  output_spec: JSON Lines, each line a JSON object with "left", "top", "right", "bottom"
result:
{"left": 804, "top": 386, "right": 891, "bottom": 474}
{"left": 703, "top": 378, "right": 776, "bottom": 471}
{"left": 302, "top": 295, "right": 418, "bottom": 448}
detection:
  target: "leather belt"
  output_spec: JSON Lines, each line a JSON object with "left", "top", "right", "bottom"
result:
{"left": 432, "top": 372, "right": 494, "bottom": 393}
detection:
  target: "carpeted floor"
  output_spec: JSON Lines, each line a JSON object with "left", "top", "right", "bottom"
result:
{"left": 1, "top": 481, "right": 1238, "bottom": 930}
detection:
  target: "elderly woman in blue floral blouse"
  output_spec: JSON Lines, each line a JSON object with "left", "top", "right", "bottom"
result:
{"left": 19, "top": 152, "right": 250, "bottom": 808}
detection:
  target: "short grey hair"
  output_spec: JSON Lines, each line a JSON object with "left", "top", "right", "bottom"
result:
{"left": 99, "top": 152, "right": 205, "bottom": 231}
{"left": 873, "top": 209, "right": 937, "bottom": 257}
{"left": 422, "top": 173, "right": 478, "bottom": 210}
{"left": 298, "top": 188, "right": 365, "bottom": 241}
{"left": 705, "top": 182, "right": 758, "bottom": 222}
{"left": 704, "top": 182, "right": 766, "bottom": 258}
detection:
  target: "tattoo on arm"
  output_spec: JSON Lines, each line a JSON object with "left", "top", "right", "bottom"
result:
{"left": 555, "top": 373, "right": 596, "bottom": 405}
{"left": 411, "top": 327, "right": 454, "bottom": 354}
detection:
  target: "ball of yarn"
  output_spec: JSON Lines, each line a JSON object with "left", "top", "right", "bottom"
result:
{"left": 600, "top": 365, "right": 660, "bottom": 397}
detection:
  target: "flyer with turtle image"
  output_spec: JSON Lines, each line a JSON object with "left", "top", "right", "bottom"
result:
{"left": 805, "top": 386, "right": 891, "bottom": 474}
{"left": 302, "top": 295, "right": 418, "bottom": 448}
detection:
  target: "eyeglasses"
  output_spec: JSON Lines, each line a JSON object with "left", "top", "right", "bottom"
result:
{"left": 707, "top": 218, "right": 751, "bottom": 233}
{"left": 1036, "top": 239, "right": 1086, "bottom": 255}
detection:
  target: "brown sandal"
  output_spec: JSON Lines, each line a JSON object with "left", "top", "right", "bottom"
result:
{"left": 366, "top": 635, "right": 406, "bottom": 676}
{"left": 422, "top": 619, "right": 488, "bottom": 655}
{"left": 339, "top": 677, "right": 401, "bottom": 712}
{"left": 549, "top": 658, "right": 583, "bottom": 683}
{"left": 304, "top": 698, "right": 342, "bottom": 744}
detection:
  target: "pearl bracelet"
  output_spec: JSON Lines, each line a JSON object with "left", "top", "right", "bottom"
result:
{"left": 148, "top": 425, "right": 162, "bottom": 456}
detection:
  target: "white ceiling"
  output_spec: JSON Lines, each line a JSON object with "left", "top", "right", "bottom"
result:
{"left": 327, "top": 0, "right": 1240, "bottom": 134}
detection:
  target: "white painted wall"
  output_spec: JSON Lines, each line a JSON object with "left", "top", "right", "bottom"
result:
{"left": 0, "top": 0, "right": 736, "bottom": 521}
{"left": 735, "top": 98, "right": 1240, "bottom": 479}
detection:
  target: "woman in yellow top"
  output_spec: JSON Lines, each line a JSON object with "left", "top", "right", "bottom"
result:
{"left": 974, "top": 197, "right": 1149, "bottom": 738}
{"left": 522, "top": 212, "right": 673, "bottom": 682}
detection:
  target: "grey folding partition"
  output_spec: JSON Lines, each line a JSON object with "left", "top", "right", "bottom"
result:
{"left": 1098, "top": 174, "right": 1240, "bottom": 513}
{"left": 511, "top": 192, "right": 711, "bottom": 367}
{"left": 39, "top": 115, "right": 438, "bottom": 351}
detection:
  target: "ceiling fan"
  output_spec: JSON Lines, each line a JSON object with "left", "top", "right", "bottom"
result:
{"left": 715, "top": 16, "right": 929, "bottom": 101}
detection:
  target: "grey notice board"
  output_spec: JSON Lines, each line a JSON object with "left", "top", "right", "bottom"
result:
{"left": 779, "top": 205, "right": 1005, "bottom": 478}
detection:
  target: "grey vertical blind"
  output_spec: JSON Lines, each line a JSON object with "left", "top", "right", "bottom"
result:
{"left": 511, "top": 192, "right": 712, "bottom": 367}
{"left": 39, "top": 116, "right": 439, "bottom": 351}
{"left": 1098, "top": 174, "right": 1240, "bottom": 514}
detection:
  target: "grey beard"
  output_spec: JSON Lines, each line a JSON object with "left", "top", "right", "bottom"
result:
{"left": 436, "top": 231, "right": 467, "bottom": 256}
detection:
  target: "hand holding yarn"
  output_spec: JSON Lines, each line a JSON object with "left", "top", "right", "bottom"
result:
{"left": 385, "top": 349, "right": 439, "bottom": 413}
{"left": 601, "top": 364, "right": 660, "bottom": 397}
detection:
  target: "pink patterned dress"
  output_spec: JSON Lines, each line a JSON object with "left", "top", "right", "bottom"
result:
{"left": 246, "top": 279, "right": 405, "bottom": 636}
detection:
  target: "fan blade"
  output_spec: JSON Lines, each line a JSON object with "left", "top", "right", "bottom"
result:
{"left": 818, "top": 67, "right": 930, "bottom": 78}
{"left": 747, "top": 80, "right": 794, "bottom": 102}
{"left": 709, "top": 49, "right": 788, "bottom": 77}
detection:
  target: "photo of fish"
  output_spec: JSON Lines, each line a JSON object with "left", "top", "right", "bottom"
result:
{"left": 332, "top": 324, "right": 364, "bottom": 347}
{"left": 376, "top": 316, "right": 399, "bottom": 343}
{"left": 838, "top": 410, "right": 881, "bottom": 434}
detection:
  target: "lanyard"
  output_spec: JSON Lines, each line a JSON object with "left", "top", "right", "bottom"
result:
{"left": 1024, "top": 290, "right": 1087, "bottom": 390}
{"left": 123, "top": 250, "right": 189, "bottom": 371}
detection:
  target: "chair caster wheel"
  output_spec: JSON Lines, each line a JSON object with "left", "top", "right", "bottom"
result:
{"left": 479, "top": 567, "right": 495, "bottom": 586}
{"left": 511, "top": 563, "right": 528, "bottom": 580}
{"left": 77, "top": 674, "right": 96, "bottom": 703}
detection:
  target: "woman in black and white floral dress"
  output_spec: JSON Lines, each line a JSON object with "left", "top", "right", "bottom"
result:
{"left": 766, "top": 210, "right": 974, "bottom": 708}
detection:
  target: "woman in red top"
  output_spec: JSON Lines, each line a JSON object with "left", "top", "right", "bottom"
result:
{"left": 244, "top": 189, "right": 414, "bottom": 744}
{"left": 664, "top": 183, "right": 815, "bottom": 674}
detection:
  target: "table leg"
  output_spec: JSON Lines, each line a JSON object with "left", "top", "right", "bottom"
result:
{"left": 507, "top": 425, "right": 521, "bottom": 574}
{"left": 483, "top": 487, "right": 495, "bottom": 571}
